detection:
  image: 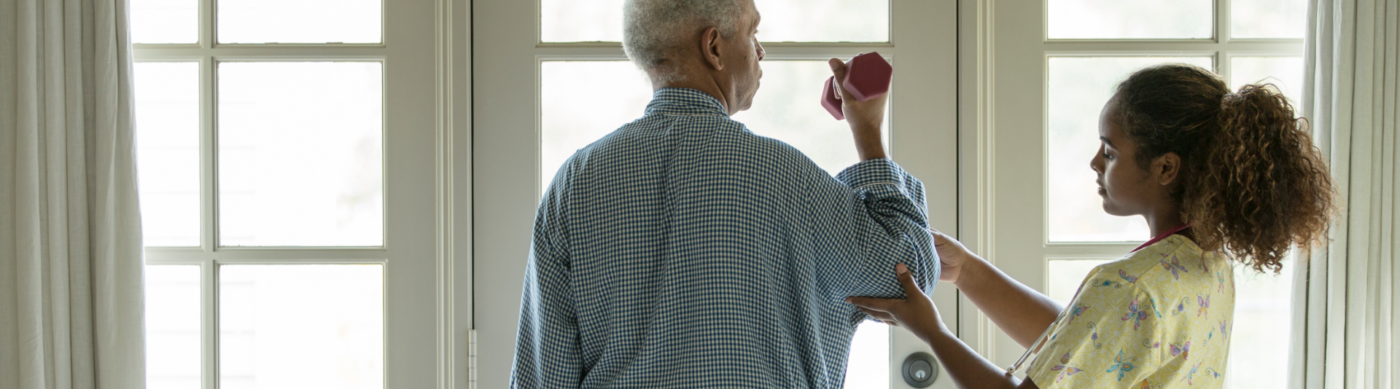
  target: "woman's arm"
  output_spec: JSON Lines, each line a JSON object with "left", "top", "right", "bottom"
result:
{"left": 926, "top": 330, "right": 1042, "bottom": 389}
{"left": 931, "top": 230, "right": 1062, "bottom": 348}
{"left": 848, "top": 264, "right": 1040, "bottom": 389}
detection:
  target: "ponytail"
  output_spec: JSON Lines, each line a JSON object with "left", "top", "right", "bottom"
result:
{"left": 1114, "top": 65, "right": 1336, "bottom": 273}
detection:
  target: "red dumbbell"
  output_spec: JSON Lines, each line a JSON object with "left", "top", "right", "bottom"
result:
{"left": 821, "top": 52, "right": 893, "bottom": 120}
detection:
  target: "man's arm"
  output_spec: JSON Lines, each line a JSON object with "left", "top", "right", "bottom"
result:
{"left": 813, "top": 58, "right": 938, "bottom": 310}
{"left": 509, "top": 188, "right": 583, "bottom": 388}
{"left": 808, "top": 158, "right": 939, "bottom": 305}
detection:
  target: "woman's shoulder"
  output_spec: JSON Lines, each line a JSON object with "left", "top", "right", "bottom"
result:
{"left": 1100, "top": 235, "right": 1221, "bottom": 285}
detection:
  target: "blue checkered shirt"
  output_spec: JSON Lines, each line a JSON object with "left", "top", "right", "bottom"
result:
{"left": 511, "top": 88, "right": 939, "bottom": 388}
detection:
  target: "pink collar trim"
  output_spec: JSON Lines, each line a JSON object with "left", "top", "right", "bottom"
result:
{"left": 1133, "top": 224, "right": 1191, "bottom": 252}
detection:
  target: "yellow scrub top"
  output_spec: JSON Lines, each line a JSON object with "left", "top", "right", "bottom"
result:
{"left": 1026, "top": 235, "right": 1236, "bottom": 388}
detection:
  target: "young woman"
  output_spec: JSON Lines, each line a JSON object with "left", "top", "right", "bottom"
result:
{"left": 849, "top": 64, "right": 1336, "bottom": 389}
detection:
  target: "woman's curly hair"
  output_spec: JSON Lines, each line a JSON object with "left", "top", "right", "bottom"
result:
{"left": 1112, "top": 64, "right": 1337, "bottom": 273}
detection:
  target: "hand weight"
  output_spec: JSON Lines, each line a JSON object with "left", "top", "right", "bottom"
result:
{"left": 821, "top": 52, "right": 893, "bottom": 120}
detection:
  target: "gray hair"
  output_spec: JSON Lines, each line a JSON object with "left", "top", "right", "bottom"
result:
{"left": 622, "top": 0, "right": 745, "bottom": 84}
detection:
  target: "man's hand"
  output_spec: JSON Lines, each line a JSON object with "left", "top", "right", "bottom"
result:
{"left": 847, "top": 263, "right": 948, "bottom": 343}
{"left": 828, "top": 57, "right": 888, "bottom": 160}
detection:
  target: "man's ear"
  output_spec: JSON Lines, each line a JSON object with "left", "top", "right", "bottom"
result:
{"left": 1154, "top": 152, "right": 1181, "bottom": 186}
{"left": 699, "top": 26, "right": 724, "bottom": 71}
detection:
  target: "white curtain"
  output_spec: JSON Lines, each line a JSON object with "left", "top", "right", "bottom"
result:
{"left": 1290, "top": 0, "right": 1399, "bottom": 388}
{"left": 0, "top": 0, "right": 147, "bottom": 387}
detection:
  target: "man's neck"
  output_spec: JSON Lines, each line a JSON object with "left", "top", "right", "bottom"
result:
{"left": 655, "top": 77, "right": 732, "bottom": 115}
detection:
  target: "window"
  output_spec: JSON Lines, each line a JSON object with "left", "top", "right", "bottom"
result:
{"left": 132, "top": 0, "right": 439, "bottom": 388}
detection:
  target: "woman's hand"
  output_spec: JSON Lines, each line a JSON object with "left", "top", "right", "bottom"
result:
{"left": 930, "top": 229, "right": 977, "bottom": 285}
{"left": 851, "top": 264, "right": 1046, "bottom": 389}
{"left": 847, "top": 263, "right": 949, "bottom": 342}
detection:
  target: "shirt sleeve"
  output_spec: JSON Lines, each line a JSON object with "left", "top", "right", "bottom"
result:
{"left": 809, "top": 158, "right": 939, "bottom": 319}
{"left": 510, "top": 178, "right": 584, "bottom": 388}
{"left": 1025, "top": 269, "right": 1166, "bottom": 388}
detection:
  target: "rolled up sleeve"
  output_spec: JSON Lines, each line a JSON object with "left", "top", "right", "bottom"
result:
{"left": 810, "top": 158, "right": 939, "bottom": 320}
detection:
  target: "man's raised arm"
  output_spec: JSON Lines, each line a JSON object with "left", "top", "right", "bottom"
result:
{"left": 815, "top": 56, "right": 939, "bottom": 310}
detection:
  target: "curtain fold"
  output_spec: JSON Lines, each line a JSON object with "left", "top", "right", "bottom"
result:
{"left": 1291, "top": 0, "right": 1399, "bottom": 388}
{"left": 0, "top": 0, "right": 146, "bottom": 387}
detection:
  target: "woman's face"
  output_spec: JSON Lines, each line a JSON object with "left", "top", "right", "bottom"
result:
{"left": 1090, "top": 99, "right": 1159, "bottom": 217}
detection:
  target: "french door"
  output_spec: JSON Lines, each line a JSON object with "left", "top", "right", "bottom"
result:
{"left": 986, "top": 1, "right": 1306, "bottom": 387}
{"left": 472, "top": 0, "right": 959, "bottom": 387}
{"left": 132, "top": 0, "right": 443, "bottom": 387}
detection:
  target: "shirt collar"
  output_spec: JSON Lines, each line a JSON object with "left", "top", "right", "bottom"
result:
{"left": 644, "top": 88, "right": 730, "bottom": 117}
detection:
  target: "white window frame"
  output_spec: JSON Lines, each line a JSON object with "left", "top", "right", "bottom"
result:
{"left": 131, "top": 0, "right": 462, "bottom": 387}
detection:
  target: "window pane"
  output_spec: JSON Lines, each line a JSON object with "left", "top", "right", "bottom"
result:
{"left": 540, "top": 0, "right": 624, "bottom": 43}
{"left": 218, "top": 0, "right": 381, "bottom": 43}
{"left": 540, "top": 60, "right": 892, "bottom": 383}
{"left": 218, "top": 62, "right": 383, "bottom": 247}
{"left": 1232, "top": 0, "right": 1307, "bottom": 39}
{"left": 1231, "top": 57, "right": 1304, "bottom": 105}
{"left": 753, "top": 0, "right": 888, "bottom": 42}
{"left": 1047, "top": 57, "right": 1212, "bottom": 242}
{"left": 1048, "top": 0, "right": 1213, "bottom": 39}
{"left": 136, "top": 62, "right": 201, "bottom": 247}
{"left": 539, "top": 61, "right": 653, "bottom": 190}
{"left": 219, "top": 265, "right": 383, "bottom": 389}
{"left": 731, "top": 61, "right": 890, "bottom": 173}
{"left": 1226, "top": 262, "right": 1293, "bottom": 388}
{"left": 145, "top": 265, "right": 201, "bottom": 389}
{"left": 541, "top": 0, "right": 889, "bottom": 43}
{"left": 1046, "top": 259, "right": 1112, "bottom": 306}
{"left": 540, "top": 60, "right": 889, "bottom": 190}
{"left": 130, "top": 0, "right": 197, "bottom": 44}
{"left": 1224, "top": 58, "right": 1305, "bottom": 389}
{"left": 843, "top": 322, "right": 889, "bottom": 389}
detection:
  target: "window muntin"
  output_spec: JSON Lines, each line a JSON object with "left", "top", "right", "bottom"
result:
{"left": 540, "top": 0, "right": 890, "bottom": 43}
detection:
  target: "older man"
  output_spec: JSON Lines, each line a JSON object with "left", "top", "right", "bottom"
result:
{"left": 510, "top": 0, "right": 938, "bottom": 387}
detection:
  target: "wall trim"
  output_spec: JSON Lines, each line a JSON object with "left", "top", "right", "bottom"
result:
{"left": 957, "top": 0, "right": 998, "bottom": 361}
{"left": 435, "top": 0, "right": 457, "bottom": 386}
